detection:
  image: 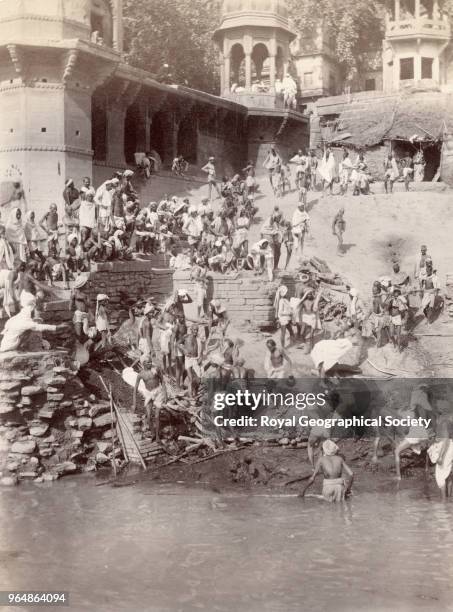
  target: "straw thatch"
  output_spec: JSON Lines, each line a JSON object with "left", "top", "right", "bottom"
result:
{"left": 328, "top": 92, "right": 453, "bottom": 148}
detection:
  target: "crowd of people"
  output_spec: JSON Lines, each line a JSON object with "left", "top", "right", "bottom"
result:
{"left": 0, "top": 144, "right": 449, "bottom": 501}
{"left": 0, "top": 150, "right": 442, "bottom": 355}
{"left": 262, "top": 145, "right": 426, "bottom": 200}
{"left": 269, "top": 240, "right": 442, "bottom": 376}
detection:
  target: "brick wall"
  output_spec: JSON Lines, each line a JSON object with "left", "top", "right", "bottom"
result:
{"left": 172, "top": 270, "right": 304, "bottom": 329}
{"left": 80, "top": 259, "right": 173, "bottom": 329}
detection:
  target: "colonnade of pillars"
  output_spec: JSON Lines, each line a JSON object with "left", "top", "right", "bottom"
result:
{"left": 221, "top": 51, "right": 289, "bottom": 94}
{"left": 393, "top": 0, "right": 440, "bottom": 21}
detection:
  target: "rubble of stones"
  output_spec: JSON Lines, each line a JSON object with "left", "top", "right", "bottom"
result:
{"left": 0, "top": 363, "right": 133, "bottom": 486}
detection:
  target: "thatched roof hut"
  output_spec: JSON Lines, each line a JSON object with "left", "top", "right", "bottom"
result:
{"left": 327, "top": 92, "right": 453, "bottom": 148}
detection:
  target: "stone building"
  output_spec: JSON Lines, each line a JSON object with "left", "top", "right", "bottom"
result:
{"left": 307, "top": 0, "right": 453, "bottom": 186}
{"left": 291, "top": 0, "right": 453, "bottom": 102}
{"left": 290, "top": 26, "right": 341, "bottom": 103}
{"left": 212, "top": 0, "right": 309, "bottom": 166}
{"left": 213, "top": 0, "right": 295, "bottom": 101}
{"left": 0, "top": 0, "right": 308, "bottom": 219}
{"left": 383, "top": 0, "right": 451, "bottom": 92}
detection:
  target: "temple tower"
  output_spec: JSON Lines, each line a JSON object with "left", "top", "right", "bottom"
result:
{"left": 383, "top": 0, "right": 451, "bottom": 92}
{"left": 0, "top": 0, "right": 123, "bottom": 216}
{"left": 213, "top": 0, "right": 296, "bottom": 107}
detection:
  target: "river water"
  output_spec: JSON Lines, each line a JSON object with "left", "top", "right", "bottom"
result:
{"left": 1, "top": 476, "right": 453, "bottom": 612}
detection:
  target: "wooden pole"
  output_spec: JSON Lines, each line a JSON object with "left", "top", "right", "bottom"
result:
{"left": 98, "top": 374, "right": 146, "bottom": 470}
{"left": 112, "top": 399, "right": 148, "bottom": 471}
{"left": 109, "top": 384, "right": 117, "bottom": 477}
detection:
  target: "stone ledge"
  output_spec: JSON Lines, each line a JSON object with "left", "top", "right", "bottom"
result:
{"left": 172, "top": 270, "right": 278, "bottom": 284}
{"left": 42, "top": 300, "right": 71, "bottom": 312}
{"left": 0, "top": 350, "right": 69, "bottom": 368}
{"left": 92, "top": 260, "right": 160, "bottom": 273}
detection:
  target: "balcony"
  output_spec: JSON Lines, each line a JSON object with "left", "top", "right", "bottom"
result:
{"left": 224, "top": 91, "right": 284, "bottom": 109}
{"left": 386, "top": 16, "right": 451, "bottom": 40}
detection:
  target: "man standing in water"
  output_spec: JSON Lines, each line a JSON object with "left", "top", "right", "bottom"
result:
{"left": 339, "top": 149, "right": 352, "bottom": 195}
{"left": 300, "top": 440, "right": 353, "bottom": 502}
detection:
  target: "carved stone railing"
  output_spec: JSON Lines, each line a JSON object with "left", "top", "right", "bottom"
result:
{"left": 223, "top": 91, "right": 286, "bottom": 109}
{"left": 386, "top": 17, "right": 451, "bottom": 38}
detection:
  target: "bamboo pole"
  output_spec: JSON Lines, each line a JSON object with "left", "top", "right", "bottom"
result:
{"left": 112, "top": 399, "right": 148, "bottom": 471}
{"left": 109, "top": 384, "right": 117, "bottom": 478}
{"left": 98, "top": 374, "right": 147, "bottom": 471}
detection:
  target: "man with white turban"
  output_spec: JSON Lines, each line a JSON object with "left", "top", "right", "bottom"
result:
{"left": 95, "top": 178, "right": 118, "bottom": 232}
{"left": 273, "top": 285, "right": 294, "bottom": 347}
{"left": 300, "top": 439, "right": 354, "bottom": 502}
{"left": 0, "top": 295, "right": 65, "bottom": 352}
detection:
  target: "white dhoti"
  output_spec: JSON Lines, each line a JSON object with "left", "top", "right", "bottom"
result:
{"left": 185, "top": 356, "right": 202, "bottom": 376}
{"left": 421, "top": 291, "right": 436, "bottom": 311}
{"left": 138, "top": 337, "right": 151, "bottom": 358}
{"left": 322, "top": 478, "right": 345, "bottom": 502}
{"left": 340, "top": 169, "right": 349, "bottom": 186}
{"left": 302, "top": 312, "right": 321, "bottom": 329}
{"left": 404, "top": 425, "right": 429, "bottom": 454}
{"left": 428, "top": 440, "right": 453, "bottom": 488}
{"left": 403, "top": 167, "right": 414, "bottom": 179}
{"left": 122, "top": 367, "right": 164, "bottom": 407}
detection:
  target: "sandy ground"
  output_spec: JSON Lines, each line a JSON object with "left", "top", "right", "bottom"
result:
{"left": 144, "top": 171, "right": 453, "bottom": 292}
{"left": 166, "top": 174, "right": 453, "bottom": 378}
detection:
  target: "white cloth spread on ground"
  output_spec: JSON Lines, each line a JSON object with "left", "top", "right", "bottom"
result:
{"left": 310, "top": 338, "right": 353, "bottom": 372}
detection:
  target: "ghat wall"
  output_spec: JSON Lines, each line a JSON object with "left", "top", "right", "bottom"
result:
{"left": 173, "top": 270, "right": 283, "bottom": 329}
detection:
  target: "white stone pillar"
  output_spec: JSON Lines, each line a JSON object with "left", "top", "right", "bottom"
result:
{"left": 113, "top": 0, "right": 123, "bottom": 54}
{"left": 394, "top": 55, "right": 401, "bottom": 90}
{"left": 415, "top": 0, "right": 420, "bottom": 19}
{"left": 224, "top": 54, "right": 230, "bottom": 94}
{"left": 245, "top": 53, "right": 252, "bottom": 89}
{"left": 395, "top": 0, "right": 400, "bottom": 20}
{"left": 433, "top": 55, "right": 440, "bottom": 83}
{"left": 414, "top": 53, "right": 422, "bottom": 82}
{"left": 269, "top": 54, "right": 276, "bottom": 90}
{"left": 433, "top": 0, "right": 439, "bottom": 19}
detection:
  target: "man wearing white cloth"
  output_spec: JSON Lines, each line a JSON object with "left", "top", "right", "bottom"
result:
{"left": 291, "top": 203, "right": 310, "bottom": 264}
{"left": 125, "top": 357, "right": 167, "bottom": 441}
{"left": 0, "top": 294, "right": 65, "bottom": 352}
